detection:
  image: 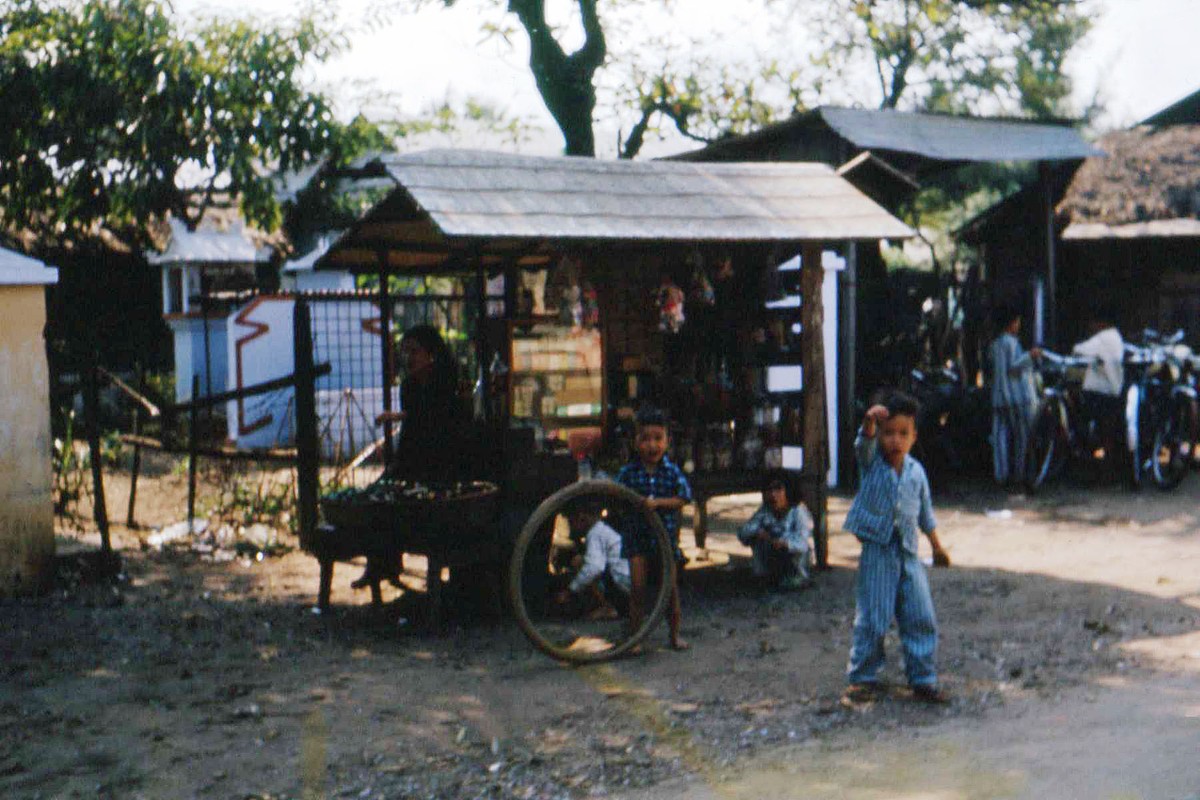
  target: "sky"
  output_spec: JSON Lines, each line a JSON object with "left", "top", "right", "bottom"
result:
{"left": 179, "top": 0, "right": 1200, "bottom": 157}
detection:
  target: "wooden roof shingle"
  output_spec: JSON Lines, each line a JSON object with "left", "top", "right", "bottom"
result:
{"left": 319, "top": 149, "right": 912, "bottom": 272}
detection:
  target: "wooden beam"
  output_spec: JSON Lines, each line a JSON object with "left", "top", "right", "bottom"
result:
{"left": 96, "top": 366, "right": 160, "bottom": 418}
{"left": 163, "top": 364, "right": 331, "bottom": 415}
{"left": 800, "top": 242, "right": 830, "bottom": 569}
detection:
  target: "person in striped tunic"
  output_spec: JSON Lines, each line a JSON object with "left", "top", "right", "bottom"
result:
{"left": 842, "top": 392, "right": 951, "bottom": 705}
{"left": 989, "top": 307, "right": 1042, "bottom": 486}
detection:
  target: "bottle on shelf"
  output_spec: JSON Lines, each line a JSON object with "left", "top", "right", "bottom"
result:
{"left": 489, "top": 352, "right": 509, "bottom": 418}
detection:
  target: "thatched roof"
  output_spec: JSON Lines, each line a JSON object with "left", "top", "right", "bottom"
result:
{"left": 1057, "top": 126, "right": 1200, "bottom": 239}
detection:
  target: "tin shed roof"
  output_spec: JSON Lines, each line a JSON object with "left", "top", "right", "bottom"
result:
{"left": 319, "top": 149, "right": 912, "bottom": 272}
{"left": 673, "top": 107, "right": 1101, "bottom": 181}
{"left": 146, "top": 217, "right": 273, "bottom": 266}
{"left": 816, "top": 107, "right": 1102, "bottom": 163}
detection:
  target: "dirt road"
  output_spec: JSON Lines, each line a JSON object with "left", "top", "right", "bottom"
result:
{"left": 3, "top": 463, "right": 1199, "bottom": 799}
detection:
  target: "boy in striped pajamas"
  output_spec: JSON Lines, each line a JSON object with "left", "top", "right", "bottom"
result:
{"left": 843, "top": 391, "right": 951, "bottom": 705}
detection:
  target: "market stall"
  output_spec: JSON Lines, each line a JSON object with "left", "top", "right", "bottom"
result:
{"left": 299, "top": 149, "right": 911, "bottom": 608}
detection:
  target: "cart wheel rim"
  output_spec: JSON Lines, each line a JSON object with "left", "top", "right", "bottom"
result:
{"left": 508, "top": 479, "right": 676, "bottom": 664}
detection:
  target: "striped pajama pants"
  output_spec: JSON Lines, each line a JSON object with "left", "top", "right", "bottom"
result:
{"left": 992, "top": 404, "right": 1034, "bottom": 485}
{"left": 847, "top": 532, "right": 938, "bottom": 687}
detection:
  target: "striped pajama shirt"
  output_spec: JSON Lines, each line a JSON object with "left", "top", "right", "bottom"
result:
{"left": 990, "top": 333, "right": 1038, "bottom": 484}
{"left": 843, "top": 431, "right": 940, "bottom": 687}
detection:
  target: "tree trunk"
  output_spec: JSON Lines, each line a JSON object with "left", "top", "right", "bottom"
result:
{"left": 510, "top": 0, "right": 605, "bottom": 157}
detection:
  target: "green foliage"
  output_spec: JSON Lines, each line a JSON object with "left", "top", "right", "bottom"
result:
{"left": 210, "top": 462, "right": 296, "bottom": 533}
{"left": 51, "top": 407, "right": 88, "bottom": 522}
{"left": 808, "top": 0, "right": 1094, "bottom": 119}
{"left": 0, "top": 0, "right": 343, "bottom": 250}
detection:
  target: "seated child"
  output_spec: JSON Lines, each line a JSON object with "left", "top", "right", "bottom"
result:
{"left": 555, "top": 500, "right": 631, "bottom": 619}
{"left": 737, "top": 471, "right": 814, "bottom": 590}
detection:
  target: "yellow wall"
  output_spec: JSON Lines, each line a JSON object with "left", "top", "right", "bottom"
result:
{"left": 0, "top": 285, "right": 54, "bottom": 595}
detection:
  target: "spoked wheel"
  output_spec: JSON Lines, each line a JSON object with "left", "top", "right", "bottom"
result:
{"left": 1026, "top": 403, "right": 1066, "bottom": 492}
{"left": 1150, "top": 395, "right": 1197, "bottom": 490}
{"left": 1127, "top": 385, "right": 1148, "bottom": 490}
{"left": 508, "top": 480, "right": 675, "bottom": 664}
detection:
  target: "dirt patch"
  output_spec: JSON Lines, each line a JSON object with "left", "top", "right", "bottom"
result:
{"left": 3, "top": 466, "right": 1200, "bottom": 799}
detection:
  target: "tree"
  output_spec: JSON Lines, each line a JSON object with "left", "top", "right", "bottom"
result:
{"left": 399, "top": 0, "right": 1091, "bottom": 161}
{"left": 0, "top": 0, "right": 345, "bottom": 252}
{"left": 402, "top": 0, "right": 608, "bottom": 156}
{"left": 808, "top": 0, "right": 1093, "bottom": 119}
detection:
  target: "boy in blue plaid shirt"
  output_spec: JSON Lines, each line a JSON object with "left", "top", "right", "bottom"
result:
{"left": 616, "top": 407, "right": 692, "bottom": 651}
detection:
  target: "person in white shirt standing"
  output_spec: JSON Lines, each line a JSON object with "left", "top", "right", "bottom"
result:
{"left": 1072, "top": 306, "right": 1126, "bottom": 471}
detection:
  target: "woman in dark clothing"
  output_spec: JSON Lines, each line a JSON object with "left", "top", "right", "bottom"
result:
{"left": 386, "top": 324, "right": 465, "bottom": 481}
{"left": 353, "top": 325, "right": 465, "bottom": 589}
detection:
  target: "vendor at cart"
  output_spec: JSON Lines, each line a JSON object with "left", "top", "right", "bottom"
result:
{"left": 354, "top": 324, "right": 467, "bottom": 589}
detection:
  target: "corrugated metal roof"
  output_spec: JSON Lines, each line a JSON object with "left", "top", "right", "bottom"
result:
{"left": 0, "top": 247, "right": 57, "bottom": 286}
{"left": 146, "top": 217, "right": 272, "bottom": 266}
{"left": 374, "top": 149, "right": 913, "bottom": 242}
{"left": 817, "top": 107, "right": 1102, "bottom": 162}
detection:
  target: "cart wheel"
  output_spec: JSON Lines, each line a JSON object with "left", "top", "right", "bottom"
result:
{"left": 508, "top": 480, "right": 675, "bottom": 664}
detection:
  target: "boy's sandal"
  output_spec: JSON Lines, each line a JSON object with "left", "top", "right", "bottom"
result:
{"left": 840, "top": 683, "right": 879, "bottom": 705}
{"left": 911, "top": 684, "right": 950, "bottom": 705}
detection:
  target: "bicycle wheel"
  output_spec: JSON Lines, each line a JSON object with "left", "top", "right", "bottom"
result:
{"left": 1150, "top": 395, "right": 1195, "bottom": 490}
{"left": 1026, "top": 403, "right": 1065, "bottom": 491}
{"left": 508, "top": 480, "right": 675, "bottom": 664}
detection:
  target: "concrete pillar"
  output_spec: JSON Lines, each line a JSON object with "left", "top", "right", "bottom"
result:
{"left": 0, "top": 274, "right": 57, "bottom": 596}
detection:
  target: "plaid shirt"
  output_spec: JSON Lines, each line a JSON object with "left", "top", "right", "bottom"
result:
{"left": 615, "top": 456, "right": 692, "bottom": 542}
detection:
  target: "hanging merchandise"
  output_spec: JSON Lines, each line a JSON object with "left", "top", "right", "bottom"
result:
{"left": 560, "top": 283, "right": 583, "bottom": 327}
{"left": 689, "top": 265, "right": 715, "bottom": 308}
{"left": 581, "top": 281, "right": 600, "bottom": 329}
{"left": 655, "top": 274, "right": 686, "bottom": 334}
{"left": 738, "top": 422, "right": 763, "bottom": 469}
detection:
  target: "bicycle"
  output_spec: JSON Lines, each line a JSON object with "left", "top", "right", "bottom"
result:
{"left": 1025, "top": 350, "right": 1095, "bottom": 491}
{"left": 1126, "top": 330, "right": 1198, "bottom": 490}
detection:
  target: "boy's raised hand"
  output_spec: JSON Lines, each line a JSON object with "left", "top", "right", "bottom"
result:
{"left": 862, "top": 404, "right": 889, "bottom": 437}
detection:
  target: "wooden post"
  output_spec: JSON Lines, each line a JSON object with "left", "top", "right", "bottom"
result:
{"left": 837, "top": 242, "right": 858, "bottom": 491}
{"left": 800, "top": 242, "right": 830, "bottom": 569}
{"left": 187, "top": 373, "right": 199, "bottom": 530}
{"left": 84, "top": 360, "right": 111, "bottom": 557}
{"left": 474, "top": 262, "right": 489, "bottom": 421}
{"left": 1039, "top": 162, "right": 1057, "bottom": 347}
{"left": 294, "top": 298, "right": 320, "bottom": 549}
{"left": 126, "top": 405, "right": 141, "bottom": 527}
{"left": 378, "top": 260, "right": 394, "bottom": 465}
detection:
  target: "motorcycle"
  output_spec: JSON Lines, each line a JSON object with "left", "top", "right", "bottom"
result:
{"left": 905, "top": 362, "right": 991, "bottom": 484}
{"left": 1125, "top": 329, "right": 1198, "bottom": 490}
